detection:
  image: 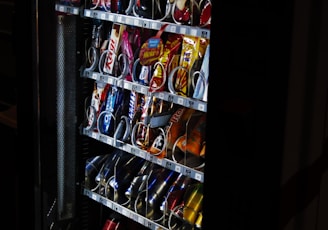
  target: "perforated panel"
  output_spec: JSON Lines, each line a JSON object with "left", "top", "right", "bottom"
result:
{"left": 56, "top": 14, "right": 77, "bottom": 221}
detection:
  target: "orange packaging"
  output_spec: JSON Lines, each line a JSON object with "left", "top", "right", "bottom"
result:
{"left": 166, "top": 107, "right": 195, "bottom": 149}
{"left": 174, "top": 36, "right": 209, "bottom": 96}
{"left": 175, "top": 113, "right": 206, "bottom": 156}
{"left": 149, "top": 33, "right": 183, "bottom": 92}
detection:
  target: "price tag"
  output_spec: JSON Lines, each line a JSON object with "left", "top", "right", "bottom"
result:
{"left": 158, "top": 92, "right": 164, "bottom": 99}
{"left": 100, "top": 13, "right": 106, "bottom": 20}
{"left": 187, "top": 99, "right": 195, "bottom": 108}
{"left": 107, "top": 138, "right": 113, "bottom": 146}
{"left": 169, "top": 25, "right": 177, "bottom": 33}
{"left": 177, "top": 97, "right": 184, "bottom": 105}
{"left": 125, "top": 17, "right": 132, "bottom": 25}
{"left": 106, "top": 200, "right": 112, "bottom": 209}
{"left": 108, "top": 14, "right": 114, "bottom": 21}
{"left": 201, "top": 30, "right": 209, "bottom": 38}
{"left": 91, "top": 193, "right": 97, "bottom": 200}
{"left": 130, "top": 147, "right": 137, "bottom": 155}
{"left": 122, "top": 208, "right": 130, "bottom": 217}
{"left": 123, "top": 144, "right": 131, "bottom": 152}
{"left": 167, "top": 94, "right": 174, "bottom": 102}
{"left": 117, "top": 16, "right": 123, "bottom": 23}
{"left": 131, "top": 84, "right": 138, "bottom": 92}
{"left": 124, "top": 82, "right": 131, "bottom": 90}
{"left": 142, "top": 21, "right": 149, "bottom": 28}
{"left": 156, "top": 157, "right": 162, "bottom": 165}
{"left": 147, "top": 221, "right": 153, "bottom": 228}
{"left": 134, "top": 19, "right": 140, "bottom": 26}
{"left": 112, "top": 203, "right": 119, "bottom": 212}
{"left": 91, "top": 72, "right": 98, "bottom": 80}
{"left": 140, "top": 86, "right": 147, "bottom": 94}
{"left": 165, "top": 161, "right": 173, "bottom": 170}
{"left": 131, "top": 212, "right": 138, "bottom": 222}
{"left": 84, "top": 189, "right": 91, "bottom": 196}
{"left": 151, "top": 22, "right": 158, "bottom": 30}
{"left": 185, "top": 168, "right": 192, "bottom": 177}
{"left": 59, "top": 6, "right": 65, "bottom": 12}
{"left": 85, "top": 10, "right": 91, "bottom": 17}
{"left": 175, "top": 165, "right": 181, "bottom": 173}
{"left": 99, "top": 74, "right": 106, "bottom": 82}
{"left": 91, "top": 132, "right": 98, "bottom": 139}
{"left": 107, "top": 77, "right": 114, "bottom": 85}
{"left": 180, "top": 27, "right": 187, "bottom": 34}
{"left": 190, "top": 28, "right": 197, "bottom": 37}
{"left": 98, "top": 134, "right": 104, "bottom": 142}
{"left": 137, "top": 216, "right": 144, "bottom": 225}
{"left": 197, "top": 103, "right": 206, "bottom": 112}
{"left": 92, "top": 11, "right": 98, "bottom": 18}
{"left": 195, "top": 172, "right": 203, "bottom": 182}
{"left": 99, "top": 196, "right": 107, "bottom": 206}
{"left": 138, "top": 151, "right": 145, "bottom": 158}
{"left": 147, "top": 154, "right": 154, "bottom": 162}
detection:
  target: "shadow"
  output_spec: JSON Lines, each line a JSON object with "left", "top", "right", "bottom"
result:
{"left": 278, "top": 137, "right": 328, "bottom": 228}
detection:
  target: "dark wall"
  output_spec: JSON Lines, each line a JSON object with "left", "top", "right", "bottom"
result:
{"left": 0, "top": 0, "right": 16, "bottom": 104}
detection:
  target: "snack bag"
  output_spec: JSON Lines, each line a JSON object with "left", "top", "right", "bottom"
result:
{"left": 166, "top": 107, "right": 196, "bottom": 150}
{"left": 138, "top": 24, "right": 168, "bottom": 66}
{"left": 175, "top": 113, "right": 206, "bottom": 156}
{"left": 192, "top": 44, "right": 210, "bottom": 101}
{"left": 102, "top": 23, "right": 126, "bottom": 75}
{"left": 173, "top": 36, "right": 208, "bottom": 96}
{"left": 149, "top": 33, "right": 183, "bottom": 92}
{"left": 85, "top": 81, "right": 109, "bottom": 130}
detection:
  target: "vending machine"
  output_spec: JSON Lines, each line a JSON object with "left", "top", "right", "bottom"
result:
{"left": 15, "top": 0, "right": 328, "bottom": 230}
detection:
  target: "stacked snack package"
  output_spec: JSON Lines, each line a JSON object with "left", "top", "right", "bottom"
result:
{"left": 192, "top": 44, "right": 210, "bottom": 102}
{"left": 149, "top": 33, "right": 183, "bottom": 93}
{"left": 85, "top": 81, "right": 109, "bottom": 131}
{"left": 102, "top": 23, "right": 126, "bottom": 76}
{"left": 170, "top": 35, "right": 209, "bottom": 97}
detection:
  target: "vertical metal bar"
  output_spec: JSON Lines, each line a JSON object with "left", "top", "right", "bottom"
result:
{"left": 56, "top": 14, "right": 66, "bottom": 220}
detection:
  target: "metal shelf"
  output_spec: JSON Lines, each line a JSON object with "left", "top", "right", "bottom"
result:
{"left": 83, "top": 188, "right": 169, "bottom": 230}
{"left": 83, "top": 9, "right": 211, "bottom": 39}
{"left": 57, "top": 4, "right": 208, "bottom": 228}
{"left": 55, "top": 3, "right": 81, "bottom": 15}
{"left": 82, "top": 128, "right": 204, "bottom": 183}
{"left": 81, "top": 69, "right": 207, "bottom": 112}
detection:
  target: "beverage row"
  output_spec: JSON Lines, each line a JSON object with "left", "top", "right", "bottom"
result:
{"left": 85, "top": 150, "right": 204, "bottom": 229}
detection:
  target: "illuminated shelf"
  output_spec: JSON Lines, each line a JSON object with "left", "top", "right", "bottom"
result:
{"left": 81, "top": 69, "right": 207, "bottom": 112}
{"left": 82, "top": 128, "right": 205, "bottom": 183}
{"left": 83, "top": 9, "right": 211, "bottom": 39}
{"left": 83, "top": 188, "right": 169, "bottom": 230}
{"left": 55, "top": 3, "right": 81, "bottom": 15}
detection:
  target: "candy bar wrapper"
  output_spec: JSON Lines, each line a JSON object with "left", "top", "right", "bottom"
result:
{"left": 174, "top": 36, "right": 208, "bottom": 96}
{"left": 193, "top": 44, "right": 210, "bottom": 101}
{"left": 103, "top": 23, "right": 126, "bottom": 75}
{"left": 91, "top": 81, "right": 108, "bottom": 114}
{"left": 138, "top": 24, "right": 168, "bottom": 66}
{"left": 166, "top": 107, "right": 195, "bottom": 150}
{"left": 86, "top": 81, "right": 109, "bottom": 130}
{"left": 121, "top": 30, "right": 134, "bottom": 81}
{"left": 149, "top": 34, "right": 182, "bottom": 92}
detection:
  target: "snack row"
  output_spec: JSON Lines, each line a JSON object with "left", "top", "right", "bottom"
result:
{"left": 84, "top": 20, "right": 210, "bottom": 101}
{"left": 59, "top": 0, "right": 212, "bottom": 28}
